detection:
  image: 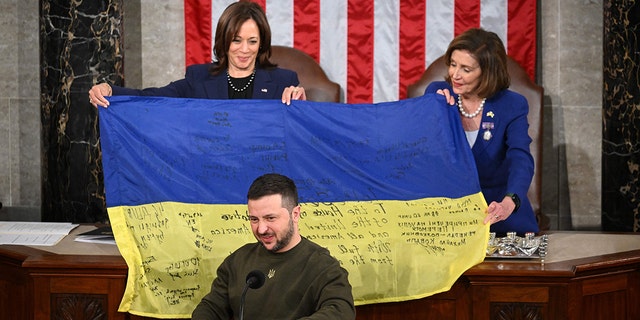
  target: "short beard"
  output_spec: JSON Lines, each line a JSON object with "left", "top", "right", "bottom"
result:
{"left": 268, "top": 215, "right": 295, "bottom": 253}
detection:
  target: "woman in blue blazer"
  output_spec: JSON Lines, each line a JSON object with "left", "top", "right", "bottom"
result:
{"left": 89, "top": 1, "right": 305, "bottom": 107}
{"left": 425, "top": 28, "right": 539, "bottom": 235}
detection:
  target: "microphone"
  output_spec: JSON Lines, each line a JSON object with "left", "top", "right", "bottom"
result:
{"left": 239, "top": 270, "right": 265, "bottom": 320}
{"left": 245, "top": 270, "right": 266, "bottom": 289}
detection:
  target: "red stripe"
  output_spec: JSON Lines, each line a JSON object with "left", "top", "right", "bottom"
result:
{"left": 347, "top": 0, "right": 374, "bottom": 103}
{"left": 182, "top": 0, "right": 537, "bottom": 101}
{"left": 252, "top": 0, "right": 266, "bottom": 10}
{"left": 508, "top": 0, "right": 537, "bottom": 81}
{"left": 184, "top": 0, "right": 212, "bottom": 66}
{"left": 293, "top": 1, "right": 321, "bottom": 61}
{"left": 454, "top": 0, "right": 481, "bottom": 36}
{"left": 399, "top": 0, "right": 426, "bottom": 99}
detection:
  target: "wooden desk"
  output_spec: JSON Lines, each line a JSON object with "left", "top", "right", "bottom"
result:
{"left": 1, "top": 229, "right": 639, "bottom": 320}
{"left": 357, "top": 232, "right": 640, "bottom": 320}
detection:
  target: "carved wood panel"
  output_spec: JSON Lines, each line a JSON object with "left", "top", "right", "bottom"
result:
{"left": 51, "top": 293, "right": 107, "bottom": 320}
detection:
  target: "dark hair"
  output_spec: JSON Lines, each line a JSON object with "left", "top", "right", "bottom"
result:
{"left": 444, "top": 28, "right": 510, "bottom": 98}
{"left": 209, "top": 1, "right": 276, "bottom": 75}
{"left": 247, "top": 173, "right": 299, "bottom": 212}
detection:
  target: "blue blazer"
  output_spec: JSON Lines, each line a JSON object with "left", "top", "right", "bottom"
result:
{"left": 426, "top": 81, "right": 539, "bottom": 234}
{"left": 111, "top": 63, "right": 299, "bottom": 99}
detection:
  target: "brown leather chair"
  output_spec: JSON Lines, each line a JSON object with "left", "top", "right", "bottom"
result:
{"left": 407, "top": 56, "right": 549, "bottom": 231}
{"left": 269, "top": 46, "right": 341, "bottom": 103}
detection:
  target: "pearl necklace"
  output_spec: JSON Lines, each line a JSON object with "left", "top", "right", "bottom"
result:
{"left": 227, "top": 69, "right": 256, "bottom": 92}
{"left": 457, "top": 96, "right": 486, "bottom": 118}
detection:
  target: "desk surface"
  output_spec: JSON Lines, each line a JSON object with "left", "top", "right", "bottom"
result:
{"left": 23, "top": 227, "right": 640, "bottom": 262}
{"left": 26, "top": 224, "right": 121, "bottom": 256}
{"left": 0, "top": 228, "right": 634, "bottom": 281}
{"left": 0, "top": 228, "right": 637, "bottom": 277}
{"left": 1, "top": 228, "right": 639, "bottom": 320}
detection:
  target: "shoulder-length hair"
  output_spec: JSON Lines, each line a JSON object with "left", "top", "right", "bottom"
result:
{"left": 444, "top": 28, "right": 510, "bottom": 98}
{"left": 209, "top": 1, "right": 276, "bottom": 75}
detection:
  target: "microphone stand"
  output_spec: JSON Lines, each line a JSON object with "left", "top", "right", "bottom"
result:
{"left": 238, "top": 283, "right": 251, "bottom": 320}
{"left": 239, "top": 270, "right": 265, "bottom": 320}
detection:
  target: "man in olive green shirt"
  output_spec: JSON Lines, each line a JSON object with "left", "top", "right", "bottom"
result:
{"left": 192, "top": 173, "right": 355, "bottom": 320}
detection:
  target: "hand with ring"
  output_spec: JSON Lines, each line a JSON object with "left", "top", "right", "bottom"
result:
{"left": 484, "top": 197, "right": 516, "bottom": 225}
{"left": 281, "top": 85, "right": 306, "bottom": 105}
{"left": 88, "top": 83, "right": 113, "bottom": 108}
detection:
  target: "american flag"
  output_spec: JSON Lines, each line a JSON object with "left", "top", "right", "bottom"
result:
{"left": 184, "top": 0, "right": 537, "bottom": 103}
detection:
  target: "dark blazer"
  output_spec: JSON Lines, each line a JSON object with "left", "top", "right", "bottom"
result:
{"left": 111, "top": 63, "right": 300, "bottom": 99}
{"left": 426, "top": 81, "right": 539, "bottom": 234}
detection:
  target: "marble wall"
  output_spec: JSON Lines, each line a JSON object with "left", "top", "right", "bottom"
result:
{"left": 39, "top": 0, "right": 123, "bottom": 222}
{"left": 1, "top": 0, "right": 633, "bottom": 231}
{"left": 602, "top": 0, "right": 640, "bottom": 232}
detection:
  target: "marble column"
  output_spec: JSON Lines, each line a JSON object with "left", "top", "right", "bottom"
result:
{"left": 602, "top": 1, "right": 640, "bottom": 232}
{"left": 40, "top": 0, "right": 123, "bottom": 222}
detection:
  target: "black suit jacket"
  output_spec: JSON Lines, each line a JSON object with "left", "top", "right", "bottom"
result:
{"left": 111, "top": 63, "right": 299, "bottom": 99}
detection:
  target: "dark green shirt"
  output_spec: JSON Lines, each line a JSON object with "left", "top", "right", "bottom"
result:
{"left": 192, "top": 237, "right": 355, "bottom": 320}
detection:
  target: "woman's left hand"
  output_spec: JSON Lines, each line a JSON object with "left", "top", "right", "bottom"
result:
{"left": 484, "top": 196, "right": 517, "bottom": 224}
{"left": 435, "top": 88, "right": 455, "bottom": 105}
{"left": 282, "top": 86, "right": 306, "bottom": 105}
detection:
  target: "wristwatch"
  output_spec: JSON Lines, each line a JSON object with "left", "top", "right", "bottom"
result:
{"left": 505, "top": 193, "right": 520, "bottom": 212}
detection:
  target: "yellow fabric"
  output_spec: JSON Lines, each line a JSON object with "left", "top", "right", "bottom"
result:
{"left": 109, "top": 193, "right": 488, "bottom": 318}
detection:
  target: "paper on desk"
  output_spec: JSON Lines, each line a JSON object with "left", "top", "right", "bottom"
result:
{"left": 74, "top": 226, "right": 116, "bottom": 245}
{"left": 0, "top": 221, "right": 79, "bottom": 246}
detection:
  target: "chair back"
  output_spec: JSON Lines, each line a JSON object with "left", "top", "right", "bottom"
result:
{"left": 407, "top": 56, "right": 548, "bottom": 230}
{"left": 270, "top": 46, "right": 341, "bottom": 102}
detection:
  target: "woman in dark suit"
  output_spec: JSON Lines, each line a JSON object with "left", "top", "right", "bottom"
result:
{"left": 89, "top": 1, "right": 305, "bottom": 107}
{"left": 425, "top": 28, "right": 539, "bottom": 235}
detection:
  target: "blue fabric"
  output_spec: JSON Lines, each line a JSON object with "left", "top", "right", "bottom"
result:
{"left": 425, "top": 81, "right": 539, "bottom": 234}
{"left": 99, "top": 95, "right": 480, "bottom": 207}
{"left": 111, "top": 64, "right": 299, "bottom": 99}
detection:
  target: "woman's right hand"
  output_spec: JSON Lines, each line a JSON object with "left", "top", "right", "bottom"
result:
{"left": 436, "top": 88, "right": 455, "bottom": 105}
{"left": 88, "top": 83, "right": 113, "bottom": 108}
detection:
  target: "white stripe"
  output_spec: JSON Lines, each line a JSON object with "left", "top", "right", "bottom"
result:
{"left": 425, "top": 0, "right": 455, "bottom": 67}
{"left": 320, "top": 0, "right": 348, "bottom": 102}
{"left": 197, "top": 0, "right": 518, "bottom": 103}
{"left": 480, "top": 0, "right": 508, "bottom": 49}
{"left": 373, "top": 0, "right": 400, "bottom": 103}
{"left": 266, "top": 0, "right": 294, "bottom": 46}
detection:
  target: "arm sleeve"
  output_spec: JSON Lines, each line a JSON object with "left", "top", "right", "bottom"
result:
{"left": 191, "top": 259, "right": 233, "bottom": 320}
{"left": 504, "top": 94, "right": 534, "bottom": 198}
{"left": 424, "top": 81, "right": 450, "bottom": 95}
{"left": 110, "top": 65, "right": 203, "bottom": 98}
{"left": 300, "top": 260, "right": 355, "bottom": 320}
{"left": 110, "top": 80, "right": 188, "bottom": 98}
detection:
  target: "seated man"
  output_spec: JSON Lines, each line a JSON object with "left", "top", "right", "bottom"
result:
{"left": 192, "top": 173, "right": 355, "bottom": 320}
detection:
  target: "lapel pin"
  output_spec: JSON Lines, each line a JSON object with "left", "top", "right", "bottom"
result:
{"left": 487, "top": 111, "right": 495, "bottom": 118}
{"left": 481, "top": 122, "right": 494, "bottom": 141}
{"left": 261, "top": 88, "right": 268, "bottom": 92}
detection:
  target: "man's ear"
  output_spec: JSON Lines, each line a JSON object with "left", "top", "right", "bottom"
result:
{"left": 291, "top": 205, "right": 301, "bottom": 221}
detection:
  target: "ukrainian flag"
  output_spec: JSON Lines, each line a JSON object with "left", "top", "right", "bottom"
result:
{"left": 100, "top": 95, "right": 488, "bottom": 318}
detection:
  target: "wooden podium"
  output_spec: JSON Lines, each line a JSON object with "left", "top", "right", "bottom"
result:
{"left": 1, "top": 226, "right": 639, "bottom": 320}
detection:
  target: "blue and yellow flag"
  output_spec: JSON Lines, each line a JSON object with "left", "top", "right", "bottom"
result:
{"left": 100, "top": 95, "right": 488, "bottom": 318}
